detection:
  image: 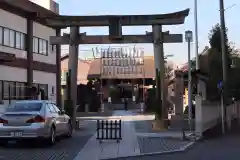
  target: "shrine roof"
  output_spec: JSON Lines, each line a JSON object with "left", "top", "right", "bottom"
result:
{"left": 87, "top": 56, "right": 155, "bottom": 79}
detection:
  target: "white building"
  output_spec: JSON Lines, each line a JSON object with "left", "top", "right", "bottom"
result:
{"left": 0, "top": 0, "right": 61, "bottom": 106}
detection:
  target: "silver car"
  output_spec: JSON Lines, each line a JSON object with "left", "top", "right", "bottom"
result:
{"left": 0, "top": 100, "right": 72, "bottom": 146}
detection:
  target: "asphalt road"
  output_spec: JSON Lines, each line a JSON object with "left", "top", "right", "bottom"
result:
{"left": 0, "top": 121, "right": 97, "bottom": 160}
{"left": 110, "top": 133, "right": 240, "bottom": 160}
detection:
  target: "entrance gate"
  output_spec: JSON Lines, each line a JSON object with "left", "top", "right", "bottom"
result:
{"left": 39, "top": 9, "right": 190, "bottom": 128}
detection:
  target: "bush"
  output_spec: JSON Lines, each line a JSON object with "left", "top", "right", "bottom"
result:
{"left": 145, "top": 88, "right": 162, "bottom": 119}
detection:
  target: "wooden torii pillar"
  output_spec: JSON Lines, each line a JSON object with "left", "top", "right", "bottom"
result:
{"left": 40, "top": 9, "right": 189, "bottom": 129}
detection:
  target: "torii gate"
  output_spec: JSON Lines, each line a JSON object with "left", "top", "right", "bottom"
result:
{"left": 39, "top": 9, "right": 189, "bottom": 129}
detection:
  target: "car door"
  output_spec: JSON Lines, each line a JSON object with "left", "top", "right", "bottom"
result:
{"left": 51, "top": 103, "right": 67, "bottom": 133}
{"left": 47, "top": 103, "right": 62, "bottom": 134}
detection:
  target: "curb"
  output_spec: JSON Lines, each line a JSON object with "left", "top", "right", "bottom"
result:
{"left": 101, "top": 141, "right": 195, "bottom": 160}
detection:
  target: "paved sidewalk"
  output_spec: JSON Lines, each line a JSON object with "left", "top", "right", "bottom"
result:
{"left": 74, "top": 110, "right": 140, "bottom": 160}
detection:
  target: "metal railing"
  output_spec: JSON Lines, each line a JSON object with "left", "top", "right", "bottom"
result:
{"left": 96, "top": 119, "right": 122, "bottom": 143}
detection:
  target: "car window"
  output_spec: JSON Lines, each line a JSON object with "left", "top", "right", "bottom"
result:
{"left": 47, "top": 104, "right": 57, "bottom": 113}
{"left": 45, "top": 104, "right": 52, "bottom": 113}
{"left": 6, "top": 102, "right": 42, "bottom": 112}
{"left": 51, "top": 104, "right": 60, "bottom": 113}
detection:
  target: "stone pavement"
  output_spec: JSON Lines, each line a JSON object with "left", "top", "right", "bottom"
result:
{"left": 108, "top": 133, "right": 240, "bottom": 160}
{"left": 137, "top": 137, "right": 190, "bottom": 154}
{"left": 73, "top": 110, "right": 141, "bottom": 160}
{"left": 74, "top": 108, "right": 193, "bottom": 160}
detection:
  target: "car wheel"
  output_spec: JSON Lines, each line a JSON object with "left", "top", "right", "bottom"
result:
{"left": 66, "top": 122, "right": 73, "bottom": 138}
{"left": 46, "top": 126, "right": 56, "bottom": 146}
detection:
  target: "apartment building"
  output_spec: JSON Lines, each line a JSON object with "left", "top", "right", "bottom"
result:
{"left": 0, "top": 0, "right": 61, "bottom": 105}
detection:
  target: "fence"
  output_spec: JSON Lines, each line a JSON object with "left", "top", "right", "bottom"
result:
{"left": 96, "top": 119, "right": 122, "bottom": 143}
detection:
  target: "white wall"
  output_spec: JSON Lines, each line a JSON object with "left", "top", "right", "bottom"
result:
{"left": 30, "top": 0, "right": 59, "bottom": 13}
{"left": 0, "top": 9, "right": 27, "bottom": 59}
{"left": 30, "top": 0, "right": 51, "bottom": 9}
{"left": 33, "top": 70, "right": 56, "bottom": 102}
{"left": 195, "top": 95, "right": 240, "bottom": 136}
{"left": 33, "top": 22, "right": 56, "bottom": 65}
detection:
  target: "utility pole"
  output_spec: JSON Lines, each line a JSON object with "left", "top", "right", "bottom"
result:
{"left": 219, "top": 0, "right": 228, "bottom": 134}
{"left": 194, "top": 0, "right": 199, "bottom": 70}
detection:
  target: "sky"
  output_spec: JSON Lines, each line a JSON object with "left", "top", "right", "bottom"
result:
{"left": 55, "top": 0, "right": 240, "bottom": 64}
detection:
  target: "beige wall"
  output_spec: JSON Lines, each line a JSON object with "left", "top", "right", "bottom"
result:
{"left": 0, "top": 9, "right": 27, "bottom": 58}
{"left": 0, "top": 9, "right": 57, "bottom": 104}
{"left": 33, "top": 22, "right": 56, "bottom": 65}
{"left": 0, "top": 9, "right": 57, "bottom": 64}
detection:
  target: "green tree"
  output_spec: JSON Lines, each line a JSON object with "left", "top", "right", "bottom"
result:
{"left": 206, "top": 23, "right": 240, "bottom": 100}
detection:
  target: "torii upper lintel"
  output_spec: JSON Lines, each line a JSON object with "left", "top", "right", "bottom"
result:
{"left": 37, "top": 9, "right": 190, "bottom": 28}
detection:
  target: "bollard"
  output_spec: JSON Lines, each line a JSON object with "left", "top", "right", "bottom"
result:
{"left": 101, "top": 103, "right": 105, "bottom": 112}
{"left": 108, "top": 97, "right": 111, "bottom": 103}
{"left": 85, "top": 104, "right": 89, "bottom": 112}
{"left": 140, "top": 102, "right": 144, "bottom": 113}
{"left": 182, "top": 129, "right": 187, "bottom": 141}
{"left": 132, "top": 96, "right": 136, "bottom": 103}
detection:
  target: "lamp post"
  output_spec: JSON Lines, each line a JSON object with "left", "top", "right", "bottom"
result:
{"left": 185, "top": 30, "right": 193, "bottom": 132}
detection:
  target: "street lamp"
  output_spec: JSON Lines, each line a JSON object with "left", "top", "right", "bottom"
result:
{"left": 185, "top": 30, "right": 193, "bottom": 133}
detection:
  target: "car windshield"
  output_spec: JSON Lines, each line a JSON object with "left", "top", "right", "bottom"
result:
{"left": 6, "top": 102, "right": 42, "bottom": 112}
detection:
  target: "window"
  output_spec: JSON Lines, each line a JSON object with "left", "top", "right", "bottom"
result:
{"left": 1, "top": 81, "right": 27, "bottom": 100}
{"left": 20, "top": 33, "right": 25, "bottom": 50}
{"left": 52, "top": 104, "right": 60, "bottom": 112}
{"left": 9, "top": 30, "right": 15, "bottom": 47}
{"left": 15, "top": 82, "right": 21, "bottom": 99}
{"left": 0, "top": 27, "right": 2, "bottom": 44}
{"left": 33, "top": 83, "right": 39, "bottom": 92}
{"left": 33, "top": 37, "right": 38, "bottom": 53}
{"left": 39, "top": 84, "right": 48, "bottom": 98}
{"left": 3, "top": 82, "right": 9, "bottom": 99}
{"left": 52, "top": 86, "right": 55, "bottom": 94}
{"left": 3, "top": 28, "right": 9, "bottom": 46}
{"left": 8, "top": 82, "right": 16, "bottom": 99}
{"left": 47, "top": 104, "right": 57, "bottom": 113}
{"left": 19, "top": 83, "right": 27, "bottom": 99}
{"left": 42, "top": 40, "right": 47, "bottom": 54}
{"left": 0, "top": 26, "right": 25, "bottom": 50}
{"left": 35, "top": 38, "right": 48, "bottom": 55}
{"left": 15, "top": 32, "right": 21, "bottom": 49}
{"left": 39, "top": 39, "right": 43, "bottom": 54}
{"left": 15, "top": 82, "right": 26, "bottom": 100}
{"left": 42, "top": 39, "right": 47, "bottom": 55}
{"left": 61, "top": 70, "right": 68, "bottom": 81}
{"left": 51, "top": 45, "right": 56, "bottom": 52}
{"left": 0, "top": 81, "right": 2, "bottom": 100}
{"left": 7, "top": 102, "right": 42, "bottom": 112}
